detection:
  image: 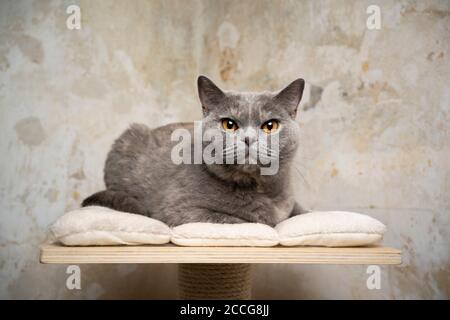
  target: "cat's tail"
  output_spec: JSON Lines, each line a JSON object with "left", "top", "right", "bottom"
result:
{"left": 81, "top": 190, "right": 150, "bottom": 217}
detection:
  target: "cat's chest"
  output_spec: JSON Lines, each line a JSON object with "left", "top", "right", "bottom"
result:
{"left": 224, "top": 185, "right": 294, "bottom": 216}
{"left": 190, "top": 172, "right": 294, "bottom": 221}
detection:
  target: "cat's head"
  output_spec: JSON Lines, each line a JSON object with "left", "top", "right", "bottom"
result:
{"left": 197, "top": 76, "right": 304, "bottom": 178}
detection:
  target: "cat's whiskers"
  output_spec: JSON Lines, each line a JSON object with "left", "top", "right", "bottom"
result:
{"left": 222, "top": 145, "right": 235, "bottom": 154}
{"left": 292, "top": 162, "right": 310, "bottom": 189}
{"left": 258, "top": 145, "right": 279, "bottom": 159}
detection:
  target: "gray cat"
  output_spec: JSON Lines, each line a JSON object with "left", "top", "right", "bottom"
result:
{"left": 82, "top": 76, "right": 307, "bottom": 226}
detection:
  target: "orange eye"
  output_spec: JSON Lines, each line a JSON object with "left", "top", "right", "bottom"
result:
{"left": 221, "top": 118, "right": 238, "bottom": 132}
{"left": 261, "top": 120, "right": 279, "bottom": 134}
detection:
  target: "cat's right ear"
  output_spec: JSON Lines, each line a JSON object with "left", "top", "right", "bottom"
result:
{"left": 198, "top": 76, "right": 226, "bottom": 116}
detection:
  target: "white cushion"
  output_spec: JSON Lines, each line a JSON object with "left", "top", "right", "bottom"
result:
{"left": 49, "top": 207, "right": 387, "bottom": 248}
{"left": 275, "top": 211, "right": 387, "bottom": 247}
{"left": 49, "top": 206, "right": 171, "bottom": 246}
{"left": 171, "top": 222, "right": 279, "bottom": 247}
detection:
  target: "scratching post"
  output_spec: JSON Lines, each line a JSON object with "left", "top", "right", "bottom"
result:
{"left": 178, "top": 263, "right": 253, "bottom": 299}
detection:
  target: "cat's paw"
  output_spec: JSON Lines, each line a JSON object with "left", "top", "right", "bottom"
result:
{"left": 251, "top": 211, "right": 277, "bottom": 227}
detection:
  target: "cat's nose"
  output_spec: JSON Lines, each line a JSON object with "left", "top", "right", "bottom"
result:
{"left": 242, "top": 127, "right": 257, "bottom": 146}
{"left": 244, "top": 136, "right": 256, "bottom": 146}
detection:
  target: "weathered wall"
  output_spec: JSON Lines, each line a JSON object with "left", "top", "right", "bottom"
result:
{"left": 0, "top": 0, "right": 448, "bottom": 299}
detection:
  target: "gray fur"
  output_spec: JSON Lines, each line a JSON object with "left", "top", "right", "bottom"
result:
{"left": 82, "top": 76, "right": 307, "bottom": 226}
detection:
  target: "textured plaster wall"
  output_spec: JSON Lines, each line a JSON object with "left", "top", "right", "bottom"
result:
{"left": 0, "top": 0, "right": 449, "bottom": 299}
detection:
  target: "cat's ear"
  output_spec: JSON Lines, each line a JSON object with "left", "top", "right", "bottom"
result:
{"left": 198, "top": 75, "right": 226, "bottom": 115}
{"left": 274, "top": 78, "right": 305, "bottom": 118}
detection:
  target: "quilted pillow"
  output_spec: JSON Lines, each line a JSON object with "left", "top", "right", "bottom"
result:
{"left": 49, "top": 207, "right": 386, "bottom": 248}
{"left": 171, "top": 222, "right": 279, "bottom": 247}
{"left": 275, "top": 211, "right": 386, "bottom": 247}
{"left": 49, "top": 206, "right": 171, "bottom": 246}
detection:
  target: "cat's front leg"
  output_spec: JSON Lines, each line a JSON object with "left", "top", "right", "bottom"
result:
{"left": 236, "top": 199, "right": 280, "bottom": 227}
{"left": 158, "top": 207, "right": 247, "bottom": 227}
{"left": 246, "top": 209, "right": 277, "bottom": 227}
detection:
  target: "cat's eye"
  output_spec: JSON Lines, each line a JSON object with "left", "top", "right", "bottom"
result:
{"left": 221, "top": 118, "right": 238, "bottom": 132}
{"left": 261, "top": 120, "right": 279, "bottom": 134}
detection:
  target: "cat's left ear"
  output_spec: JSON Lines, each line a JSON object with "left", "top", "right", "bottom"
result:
{"left": 274, "top": 78, "right": 305, "bottom": 118}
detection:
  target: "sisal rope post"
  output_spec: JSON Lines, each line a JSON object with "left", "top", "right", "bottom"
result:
{"left": 178, "top": 263, "right": 253, "bottom": 300}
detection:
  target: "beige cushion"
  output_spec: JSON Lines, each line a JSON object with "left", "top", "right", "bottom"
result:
{"left": 275, "top": 211, "right": 387, "bottom": 247}
{"left": 49, "top": 206, "right": 171, "bottom": 246}
{"left": 49, "top": 207, "right": 387, "bottom": 248}
{"left": 171, "top": 222, "right": 279, "bottom": 246}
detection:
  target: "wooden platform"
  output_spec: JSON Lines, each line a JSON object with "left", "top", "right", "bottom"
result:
{"left": 40, "top": 244, "right": 401, "bottom": 265}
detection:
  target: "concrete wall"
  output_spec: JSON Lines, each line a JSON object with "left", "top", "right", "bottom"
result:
{"left": 0, "top": 0, "right": 448, "bottom": 299}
